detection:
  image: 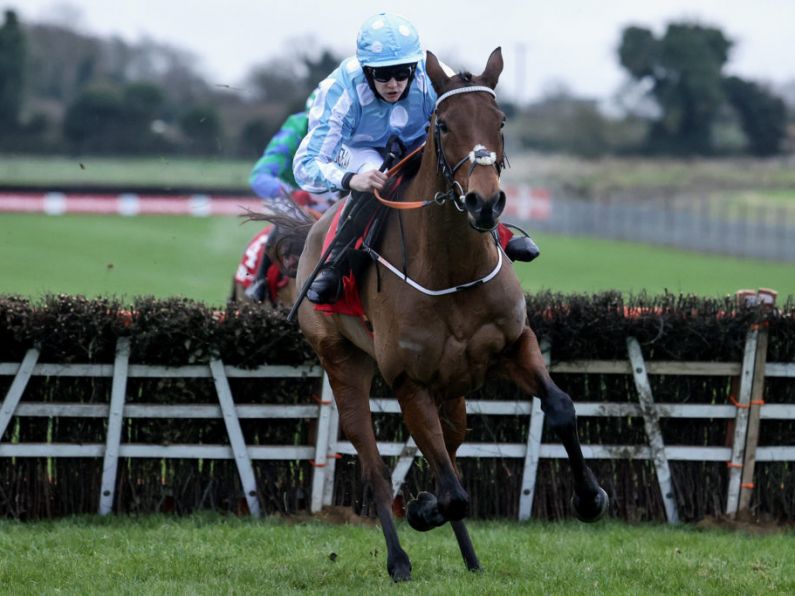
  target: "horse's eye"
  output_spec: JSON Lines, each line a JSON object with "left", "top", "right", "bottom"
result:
{"left": 438, "top": 120, "right": 448, "bottom": 133}
{"left": 500, "top": 119, "right": 506, "bottom": 130}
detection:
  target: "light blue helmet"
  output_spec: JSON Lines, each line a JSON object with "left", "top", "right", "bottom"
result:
{"left": 356, "top": 12, "right": 424, "bottom": 67}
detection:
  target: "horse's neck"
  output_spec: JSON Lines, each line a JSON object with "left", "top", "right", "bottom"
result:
{"left": 399, "top": 165, "right": 497, "bottom": 286}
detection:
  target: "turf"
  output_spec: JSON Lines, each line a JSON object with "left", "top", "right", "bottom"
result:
{"left": 0, "top": 214, "right": 257, "bottom": 306}
{"left": 1, "top": 213, "right": 793, "bottom": 304}
{"left": 0, "top": 515, "right": 792, "bottom": 594}
{"left": 515, "top": 233, "right": 795, "bottom": 298}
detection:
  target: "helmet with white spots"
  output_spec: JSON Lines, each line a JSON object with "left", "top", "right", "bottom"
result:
{"left": 356, "top": 12, "right": 423, "bottom": 67}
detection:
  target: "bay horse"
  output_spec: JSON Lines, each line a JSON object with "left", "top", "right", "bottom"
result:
{"left": 292, "top": 48, "right": 608, "bottom": 581}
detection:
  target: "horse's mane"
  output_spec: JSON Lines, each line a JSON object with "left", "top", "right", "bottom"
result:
{"left": 243, "top": 209, "right": 314, "bottom": 253}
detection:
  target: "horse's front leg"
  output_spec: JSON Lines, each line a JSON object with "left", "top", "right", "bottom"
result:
{"left": 395, "top": 383, "right": 469, "bottom": 530}
{"left": 502, "top": 327, "right": 608, "bottom": 521}
{"left": 439, "top": 396, "right": 481, "bottom": 572}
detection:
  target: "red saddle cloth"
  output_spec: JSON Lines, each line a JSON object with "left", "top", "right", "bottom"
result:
{"left": 312, "top": 198, "right": 515, "bottom": 318}
{"left": 235, "top": 224, "right": 289, "bottom": 305}
{"left": 235, "top": 227, "right": 271, "bottom": 289}
{"left": 313, "top": 199, "right": 367, "bottom": 318}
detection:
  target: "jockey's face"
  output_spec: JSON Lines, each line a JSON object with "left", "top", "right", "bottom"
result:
{"left": 373, "top": 77, "right": 409, "bottom": 103}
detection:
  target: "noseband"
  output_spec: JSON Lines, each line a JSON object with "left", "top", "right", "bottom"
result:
{"left": 433, "top": 85, "right": 506, "bottom": 210}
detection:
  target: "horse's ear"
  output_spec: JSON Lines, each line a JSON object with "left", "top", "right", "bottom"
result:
{"left": 480, "top": 47, "right": 504, "bottom": 89}
{"left": 425, "top": 51, "right": 450, "bottom": 94}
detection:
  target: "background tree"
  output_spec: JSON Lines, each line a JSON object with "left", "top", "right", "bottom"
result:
{"left": 63, "top": 83, "right": 166, "bottom": 154}
{"left": 179, "top": 105, "right": 223, "bottom": 155}
{"left": 0, "top": 9, "right": 26, "bottom": 137}
{"left": 239, "top": 118, "right": 274, "bottom": 158}
{"left": 723, "top": 76, "right": 788, "bottom": 156}
{"left": 619, "top": 23, "right": 731, "bottom": 154}
{"left": 63, "top": 87, "right": 126, "bottom": 153}
{"left": 301, "top": 49, "right": 339, "bottom": 97}
{"left": 247, "top": 46, "right": 341, "bottom": 112}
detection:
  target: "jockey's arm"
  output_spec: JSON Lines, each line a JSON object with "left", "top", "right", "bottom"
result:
{"left": 249, "top": 112, "right": 308, "bottom": 199}
{"left": 293, "top": 79, "right": 358, "bottom": 195}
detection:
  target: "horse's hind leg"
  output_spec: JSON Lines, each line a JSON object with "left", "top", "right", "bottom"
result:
{"left": 440, "top": 396, "right": 481, "bottom": 572}
{"left": 503, "top": 328, "right": 608, "bottom": 522}
{"left": 396, "top": 383, "right": 470, "bottom": 531}
{"left": 321, "top": 343, "right": 412, "bottom": 581}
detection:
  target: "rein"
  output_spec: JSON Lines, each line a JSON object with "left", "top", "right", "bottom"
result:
{"left": 372, "top": 144, "right": 431, "bottom": 209}
{"left": 365, "top": 85, "right": 506, "bottom": 297}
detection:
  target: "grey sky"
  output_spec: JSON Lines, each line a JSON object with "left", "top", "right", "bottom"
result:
{"left": 8, "top": 0, "right": 794, "bottom": 102}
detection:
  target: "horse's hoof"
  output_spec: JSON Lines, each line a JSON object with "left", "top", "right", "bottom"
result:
{"left": 389, "top": 564, "right": 412, "bottom": 582}
{"left": 406, "top": 492, "right": 446, "bottom": 532}
{"left": 572, "top": 486, "right": 609, "bottom": 523}
{"left": 469, "top": 565, "right": 483, "bottom": 573}
{"left": 386, "top": 546, "right": 411, "bottom": 582}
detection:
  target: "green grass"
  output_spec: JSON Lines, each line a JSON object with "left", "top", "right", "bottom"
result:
{"left": 0, "top": 155, "right": 251, "bottom": 190}
{"left": 0, "top": 214, "right": 257, "bottom": 306}
{"left": 517, "top": 233, "right": 795, "bottom": 297}
{"left": 0, "top": 515, "right": 792, "bottom": 594}
{"left": 1, "top": 214, "right": 793, "bottom": 304}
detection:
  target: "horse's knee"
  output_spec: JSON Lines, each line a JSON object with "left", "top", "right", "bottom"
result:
{"left": 542, "top": 385, "right": 576, "bottom": 434}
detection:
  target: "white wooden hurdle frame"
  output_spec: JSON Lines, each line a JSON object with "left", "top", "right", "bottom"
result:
{"left": 1, "top": 329, "right": 793, "bottom": 522}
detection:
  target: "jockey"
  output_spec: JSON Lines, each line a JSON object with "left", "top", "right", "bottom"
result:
{"left": 293, "top": 11, "right": 539, "bottom": 305}
{"left": 238, "top": 90, "right": 339, "bottom": 302}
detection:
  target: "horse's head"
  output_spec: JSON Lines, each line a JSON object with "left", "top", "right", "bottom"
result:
{"left": 265, "top": 225, "right": 302, "bottom": 278}
{"left": 426, "top": 48, "right": 506, "bottom": 233}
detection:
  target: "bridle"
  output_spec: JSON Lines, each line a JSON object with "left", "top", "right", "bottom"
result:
{"left": 432, "top": 85, "right": 506, "bottom": 211}
{"left": 374, "top": 85, "right": 506, "bottom": 211}
{"left": 365, "top": 84, "right": 507, "bottom": 297}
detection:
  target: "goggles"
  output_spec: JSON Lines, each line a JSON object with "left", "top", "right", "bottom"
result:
{"left": 368, "top": 64, "right": 415, "bottom": 83}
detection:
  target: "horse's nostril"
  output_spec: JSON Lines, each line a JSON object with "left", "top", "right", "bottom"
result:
{"left": 495, "top": 191, "right": 506, "bottom": 215}
{"left": 464, "top": 193, "right": 480, "bottom": 212}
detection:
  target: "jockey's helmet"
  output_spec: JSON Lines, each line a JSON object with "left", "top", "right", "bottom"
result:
{"left": 356, "top": 12, "right": 423, "bottom": 68}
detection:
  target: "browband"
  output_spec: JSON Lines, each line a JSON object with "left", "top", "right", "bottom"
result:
{"left": 435, "top": 86, "right": 496, "bottom": 109}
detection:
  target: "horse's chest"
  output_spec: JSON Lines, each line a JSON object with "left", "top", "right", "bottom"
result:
{"left": 367, "top": 252, "right": 527, "bottom": 393}
{"left": 382, "top": 313, "right": 512, "bottom": 393}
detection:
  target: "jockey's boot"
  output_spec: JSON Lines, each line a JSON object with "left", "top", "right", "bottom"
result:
{"left": 307, "top": 191, "right": 374, "bottom": 305}
{"left": 505, "top": 235, "right": 541, "bottom": 262}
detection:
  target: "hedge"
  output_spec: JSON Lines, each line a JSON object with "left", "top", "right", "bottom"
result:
{"left": 0, "top": 292, "right": 792, "bottom": 521}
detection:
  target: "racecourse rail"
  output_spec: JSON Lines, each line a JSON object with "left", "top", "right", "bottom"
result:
{"left": 0, "top": 187, "right": 551, "bottom": 220}
{"left": 2, "top": 327, "right": 793, "bottom": 523}
{"left": 4, "top": 186, "right": 794, "bottom": 261}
